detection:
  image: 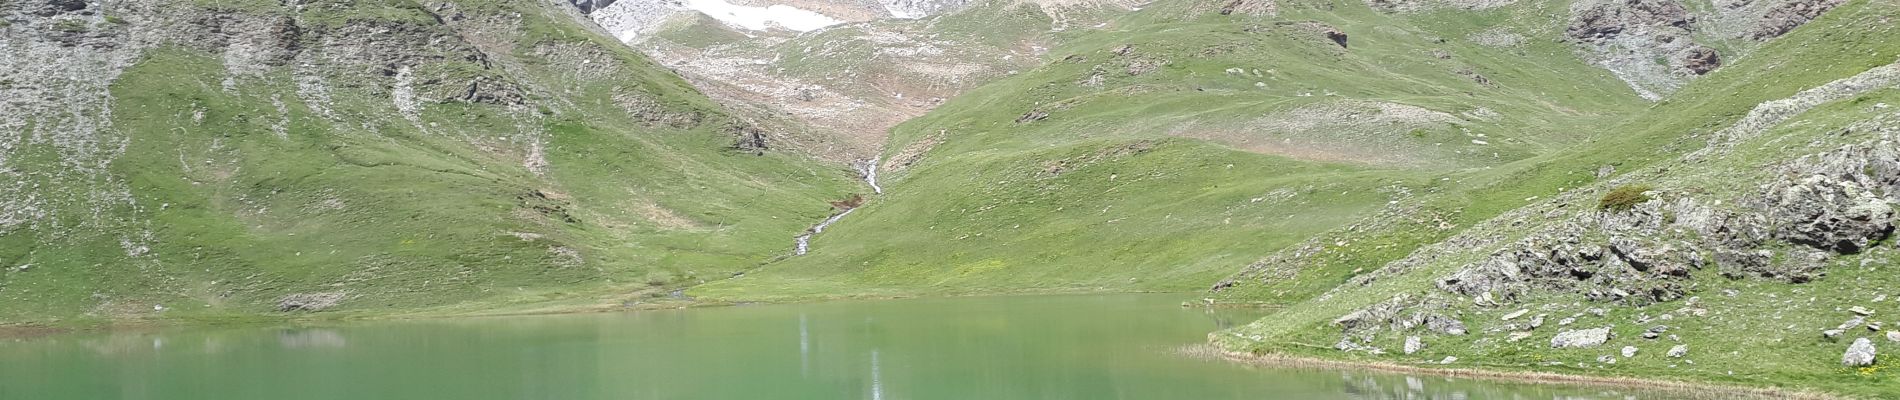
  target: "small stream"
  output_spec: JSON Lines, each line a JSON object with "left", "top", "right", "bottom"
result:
{"left": 794, "top": 207, "right": 855, "bottom": 255}
{"left": 794, "top": 157, "right": 881, "bottom": 255}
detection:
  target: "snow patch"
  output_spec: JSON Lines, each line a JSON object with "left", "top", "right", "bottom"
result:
{"left": 682, "top": 0, "right": 843, "bottom": 32}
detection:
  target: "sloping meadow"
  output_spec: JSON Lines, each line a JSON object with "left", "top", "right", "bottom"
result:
{"left": 0, "top": 0, "right": 859, "bottom": 322}
{"left": 1214, "top": 0, "right": 1900, "bottom": 396}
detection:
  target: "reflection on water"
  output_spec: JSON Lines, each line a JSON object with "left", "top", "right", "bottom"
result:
{"left": 276, "top": 329, "right": 346, "bottom": 349}
{"left": 870, "top": 349, "right": 883, "bottom": 400}
{"left": 800, "top": 313, "right": 811, "bottom": 376}
{"left": 0, "top": 294, "right": 1697, "bottom": 399}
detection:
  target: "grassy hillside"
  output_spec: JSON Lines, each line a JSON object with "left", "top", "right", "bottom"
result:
{"left": 0, "top": 0, "right": 860, "bottom": 323}
{"left": 692, "top": 0, "right": 1652, "bottom": 300}
{"left": 1212, "top": 0, "right": 1900, "bottom": 397}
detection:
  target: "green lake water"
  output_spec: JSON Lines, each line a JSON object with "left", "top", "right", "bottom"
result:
{"left": 1, "top": 294, "right": 1689, "bottom": 399}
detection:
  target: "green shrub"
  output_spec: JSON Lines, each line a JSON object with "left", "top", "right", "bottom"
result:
{"left": 1599, "top": 184, "right": 1654, "bottom": 211}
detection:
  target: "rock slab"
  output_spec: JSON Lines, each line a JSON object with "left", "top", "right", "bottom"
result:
{"left": 1552, "top": 327, "right": 1613, "bottom": 349}
{"left": 1843, "top": 338, "right": 1877, "bottom": 367}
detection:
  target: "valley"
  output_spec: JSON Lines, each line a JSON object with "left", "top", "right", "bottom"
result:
{"left": 2, "top": 0, "right": 1899, "bottom": 397}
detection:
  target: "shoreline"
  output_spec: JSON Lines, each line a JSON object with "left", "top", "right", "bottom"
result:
{"left": 1188, "top": 344, "right": 1841, "bottom": 400}
{"left": 0, "top": 289, "right": 1184, "bottom": 338}
{"left": 0, "top": 295, "right": 1853, "bottom": 399}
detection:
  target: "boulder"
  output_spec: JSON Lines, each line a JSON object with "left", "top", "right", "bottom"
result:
{"left": 1404, "top": 336, "right": 1423, "bottom": 355}
{"left": 1843, "top": 338, "right": 1877, "bottom": 367}
{"left": 1887, "top": 331, "right": 1900, "bottom": 343}
{"left": 1502, "top": 309, "right": 1529, "bottom": 320}
{"left": 1677, "top": 46, "right": 1720, "bottom": 75}
{"left": 1552, "top": 327, "right": 1613, "bottom": 349}
{"left": 1667, "top": 344, "right": 1688, "bottom": 358}
{"left": 1643, "top": 325, "right": 1668, "bottom": 339}
{"left": 1840, "top": 316, "right": 1867, "bottom": 330}
{"left": 1622, "top": 346, "right": 1639, "bottom": 358}
{"left": 1429, "top": 316, "right": 1469, "bottom": 335}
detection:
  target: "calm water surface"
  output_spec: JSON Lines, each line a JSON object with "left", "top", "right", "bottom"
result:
{"left": 1, "top": 294, "right": 1686, "bottom": 399}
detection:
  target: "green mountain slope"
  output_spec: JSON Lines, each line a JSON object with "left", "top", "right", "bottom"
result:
{"left": 693, "top": 0, "right": 1653, "bottom": 300}
{"left": 0, "top": 0, "right": 859, "bottom": 322}
{"left": 1212, "top": 1, "right": 1900, "bottom": 397}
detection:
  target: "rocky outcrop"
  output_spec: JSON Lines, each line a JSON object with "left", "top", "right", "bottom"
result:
{"left": 1324, "top": 28, "right": 1349, "bottom": 48}
{"left": 729, "top": 121, "right": 771, "bottom": 155}
{"left": 1331, "top": 294, "right": 1468, "bottom": 343}
{"left": 1289, "top": 22, "right": 1349, "bottom": 49}
{"left": 1759, "top": 174, "right": 1895, "bottom": 254}
{"left": 1749, "top": 0, "right": 1845, "bottom": 40}
{"left": 1435, "top": 140, "right": 1898, "bottom": 306}
{"left": 1565, "top": 0, "right": 1692, "bottom": 43}
{"left": 1678, "top": 46, "right": 1721, "bottom": 75}
{"left": 1564, "top": 0, "right": 1713, "bottom": 99}
{"left": 616, "top": 92, "right": 707, "bottom": 129}
{"left": 1315, "top": 76, "right": 1900, "bottom": 359}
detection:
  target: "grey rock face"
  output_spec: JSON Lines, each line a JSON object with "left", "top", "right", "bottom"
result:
{"left": 1552, "top": 327, "right": 1613, "bottom": 349}
{"left": 1404, "top": 336, "right": 1423, "bottom": 355}
{"left": 1332, "top": 294, "right": 1468, "bottom": 337}
{"left": 1761, "top": 174, "right": 1895, "bottom": 254}
{"left": 1563, "top": 0, "right": 1704, "bottom": 98}
{"left": 1843, "top": 338, "right": 1876, "bottom": 367}
{"left": 1749, "top": 0, "right": 1846, "bottom": 40}
{"left": 1565, "top": 0, "right": 1691, "bottom": 42}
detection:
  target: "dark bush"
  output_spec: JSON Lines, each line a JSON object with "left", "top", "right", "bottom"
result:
{"left": 1599, "top": 184, "right": 1654, "bottom": 211}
